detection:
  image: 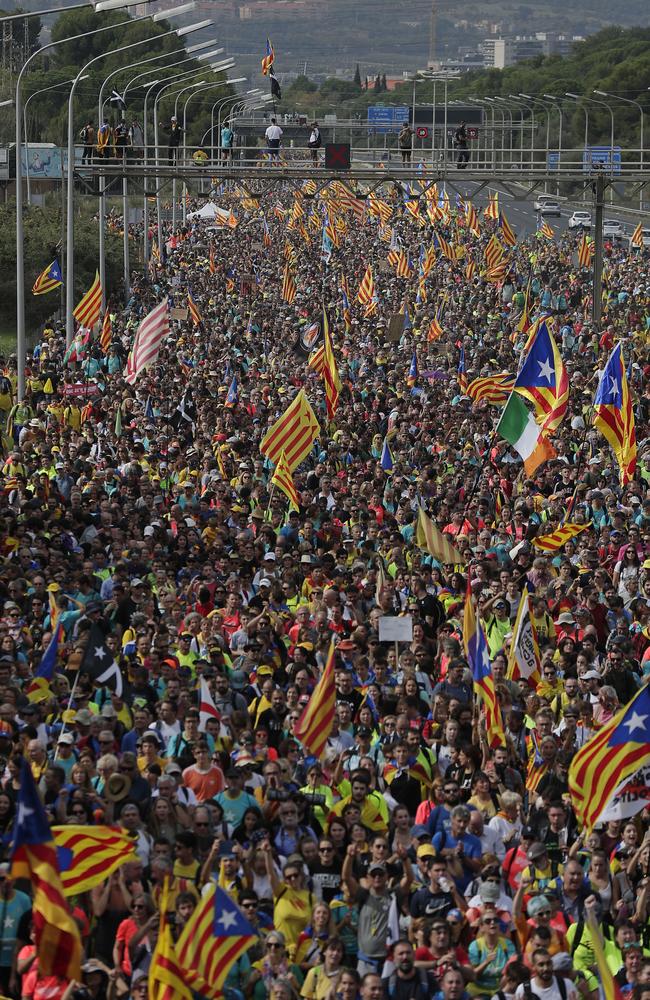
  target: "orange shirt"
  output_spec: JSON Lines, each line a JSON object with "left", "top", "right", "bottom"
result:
{"left": 182, "top": 763, "right": 225, "bottom": 801}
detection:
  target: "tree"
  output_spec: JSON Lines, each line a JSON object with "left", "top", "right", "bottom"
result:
{"left": 286, "top": 74, "right": 318, "bottom": 94}
{"left": 374, "top": 74, "right": 382, "bottom": 92}
{"left": 354, "top": 63, "right": 361, "bottom": 87}
{"left": 381, "top": 73, "right": 387, "bottom": 91}
{"left": 0, "top": 202, "right": 123, "bottom": 333}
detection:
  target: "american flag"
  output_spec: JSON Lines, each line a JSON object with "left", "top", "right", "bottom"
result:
{"left": 124, "top": 299, "right": 170, "bottom": 384}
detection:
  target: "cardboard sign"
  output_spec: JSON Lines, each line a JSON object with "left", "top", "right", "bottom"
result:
{"left": 171, "top": 307, "right": 188, "bottom": 321}
{"left": 378, "top": 615, "right": 413, "bottom": 643}
{"left": 387, "top": 313, "right": 405, "bottom": 341}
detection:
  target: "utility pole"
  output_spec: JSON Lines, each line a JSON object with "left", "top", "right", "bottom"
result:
{"left": 428, "top": 0, "right": 437, "bottom": 69}
{"left": 592, "top": 172, "right": 605, "bottom": 327}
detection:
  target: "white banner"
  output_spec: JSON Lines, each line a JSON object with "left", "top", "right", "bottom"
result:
{"left": 600, "top": 762, "right": 650, "bottom": 822}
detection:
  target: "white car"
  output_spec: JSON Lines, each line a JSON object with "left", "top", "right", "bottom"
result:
{"left": 533, "top": 194, "right": 560, "bottom": 213}
{"left": 539, "top": 200, "right": 561, "bottom": 216}
{"left": 603, "top": 220, "right": 624, "bottom": 239}
{"left": 568, "top": 211, "right": 592, "bottom": 229}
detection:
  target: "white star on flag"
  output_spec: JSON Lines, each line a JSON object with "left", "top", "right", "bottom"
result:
{"left": 623, "top": 710, "right": 648, "bottom": 735}
{"left": 220, "top": 909, "right": 238, "bottom": 931}
{"left": 94, "top": 647, "right": 106, "bottom": 659}
{"left": 17, "top": 802, "right": 34, "bottom": 826}
{"left": 609, "top": 377, "right": 619, "bottom": 398}
{"left": 537, "top": 357, "right": 554, "bottom": 382}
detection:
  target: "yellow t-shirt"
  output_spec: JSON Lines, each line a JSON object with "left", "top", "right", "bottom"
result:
{"left": 273, "top": 884, "right": 313, "bottom": 950}
{"left": 173, "top": 858, "right": 200, "bottom": 882}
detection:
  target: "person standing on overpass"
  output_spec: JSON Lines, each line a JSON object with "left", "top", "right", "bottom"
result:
{"left": 265, "top": 117, "right": 283, "bottom": 162}
{"left": 398, "top": 122, "right": 414, "bottom": 165}
{"left": 455, "top": 121, "right": 469, "bottom": 168}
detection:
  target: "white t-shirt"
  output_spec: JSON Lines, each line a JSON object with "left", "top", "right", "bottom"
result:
{"left": 265, "top": 124, "right": 283, "bottom": 141}
{"left": 514, "top": 977, "right": 576, "bottom": 1000}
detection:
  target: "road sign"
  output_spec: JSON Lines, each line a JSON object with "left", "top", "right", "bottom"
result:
{"left": 583, "top": 145, "right": 622, "bottom": 174}
{"left": 416, "top": 127, "right": 429, "bottom": 138}
{"left": 367, "top": 105, "right": 409, "bottom": 134}
{"left": 325, "top": 143, "right": 351, "bottom": 170}
{"left": 547, "top": 151, "right": 560, "bottom": 170}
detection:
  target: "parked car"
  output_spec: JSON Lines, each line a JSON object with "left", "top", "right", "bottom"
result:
{"left": 603, "top": 220, "right": 624, "bottom": 239}
{"left": 534, "top": 194, "right": 561, "bottom": 213}
{"left": 568, "top": 211, "right": 592, "bottom": 229}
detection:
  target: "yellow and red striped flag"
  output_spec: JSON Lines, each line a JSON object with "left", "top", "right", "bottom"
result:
{"left": 99, "top": 310, "right": 111, "bottom": 353}
{"left": 465, "top": 202, "right": 480, "bottom": 236}
{"left": 308, "top": 344, "right": 325, "bottom": 375}
{"left": 532, "top": 521, "right": 591, "bottom": 552}
{"left": 11, "top": 759, "right": 82, "bottom": 980}
{"left": 52, "top": 825, "right": 138, "bottom": 895}
{"left": 260, "top": 389, "right": 319, "bottom": 471}
{"left": 281, "top": 264, "right": 297, "bottom": 305}
{"left": 484, "top": 234, "right": 504, "bottom": 270}
{"left": 587, "top": 909, "right": 625, "bottom": 1000}
{"left": 176, "top": 883, "right": 256, "bottom": 998}
{"left": 577, "top": 234, "right": 594, "bottom": 268}
{"left": 150, "top": 879, "right": 194, "bottom": 1000}
{"left": 499, "top": 211, "right": 517, "bottom": 247}
{"left": 484, "top": 192, "right": 499, "bottom": 219}
{"left": 271, "top": 450, "right": 300, "bottom": 509}
{"left": 467, "top": 372, "right": 515, "bottom": 406}
{"left": 209, "top": 245, "right": 216, "bottom": 274}
{"left": 465, "top": 259, "right": 477, "bottom": 281}
{"left": 427, "top": 314, "right": 443, "bottom": 342}
{"left": 463, "top": 588, "right": 505, "bottom": 749}
{"left": 396, "top": 251, "right": 413, "bottom": 278}
{"left": 227, "top": 210, "right": 238, "bottom": 229}
{"left": 73, "top": 270, "right": 102, "bottom": 329}
{"left": 293, "top": 639, "right": 336, "bottom": 758}
{"left": 631, "top": 222, "right": 644, "bottom": 248}
{"left": 357, "top": 265, "right": 375, "bottom": 305}
{"left": 415, "top": 507, "right": 464, "bottom": 565}
{"left": 569, "top": 686, "right": 650, "bottom": 831}
{"left": 188, "top": 290, "right": 203, "bottom": 327}
{"left": 322, "top": 308, "right": 341, "bottom": 420}
{"left": 539, "top": 220, "right": 555, "bottom": 239}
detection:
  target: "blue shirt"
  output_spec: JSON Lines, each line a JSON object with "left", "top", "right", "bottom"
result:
{"left": 432, "top": 829, "right": 482, "bottom": 891}
{"left": 0, "top": 890, "right": 32, "bottom": 966}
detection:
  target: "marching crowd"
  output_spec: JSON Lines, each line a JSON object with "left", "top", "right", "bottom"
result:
{"left": 1, "top": 172, "right": 650, "bottom": 1000}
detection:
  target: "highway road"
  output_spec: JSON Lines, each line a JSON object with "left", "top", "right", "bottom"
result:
{"left": 457, "top": 179, "right": 641, "bottom": 242}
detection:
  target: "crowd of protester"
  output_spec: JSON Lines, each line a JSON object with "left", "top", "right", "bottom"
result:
{"left": 1, "top": 173, "right": 650, "bottom": 1000}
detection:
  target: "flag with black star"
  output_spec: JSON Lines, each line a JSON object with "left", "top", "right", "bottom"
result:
{"left": 80, "top": 625, "right": 123, "bottom": 696}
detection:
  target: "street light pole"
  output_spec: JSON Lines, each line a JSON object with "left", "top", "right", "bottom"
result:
{"left": 15, "top": 0, "right": 150, "bottom": 398}
{"left": 212, "top": 90, "right": 257, "bottom": 161}
{"left": 24, "top": 76, "right": 87, "bottom": 205}
{"left": 596, "top": 89, "right": 644, "bottom": 208}
{"left": 181, "top": 76, "right": 243, "bottom": 223}
{"left": 65, "top": 14, "right": 210, "bottom": 344}
{"left": 543, "top": 95, "right": 564, "bottom": 195}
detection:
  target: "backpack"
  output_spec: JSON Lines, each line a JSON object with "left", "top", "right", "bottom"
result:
{"left": 523, "top": 976, "right": 567, "bottom": 1000}
{"left": 386, "top": 970, "right": 431, "bottom": 1000}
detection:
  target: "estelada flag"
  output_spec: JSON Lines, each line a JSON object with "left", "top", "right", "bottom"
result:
{"left": 260, "top": 389, "right": 319, "bottom": 471}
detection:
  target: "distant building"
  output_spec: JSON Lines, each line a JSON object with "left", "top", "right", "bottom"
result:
{"left": 480, "top": 32, "right": 583, "bottom": 69}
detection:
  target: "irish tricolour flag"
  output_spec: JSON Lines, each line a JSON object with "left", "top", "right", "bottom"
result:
{"left": 496, "top": 392, "right": 555, "bottom": 475}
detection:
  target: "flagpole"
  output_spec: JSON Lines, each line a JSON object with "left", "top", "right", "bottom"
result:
{"left": 54, "top": 668, "right": 80, "bottom": 759}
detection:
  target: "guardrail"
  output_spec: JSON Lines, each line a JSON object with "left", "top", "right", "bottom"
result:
{"left": 65, "top": 143, "right": 648, "bottom": 174}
